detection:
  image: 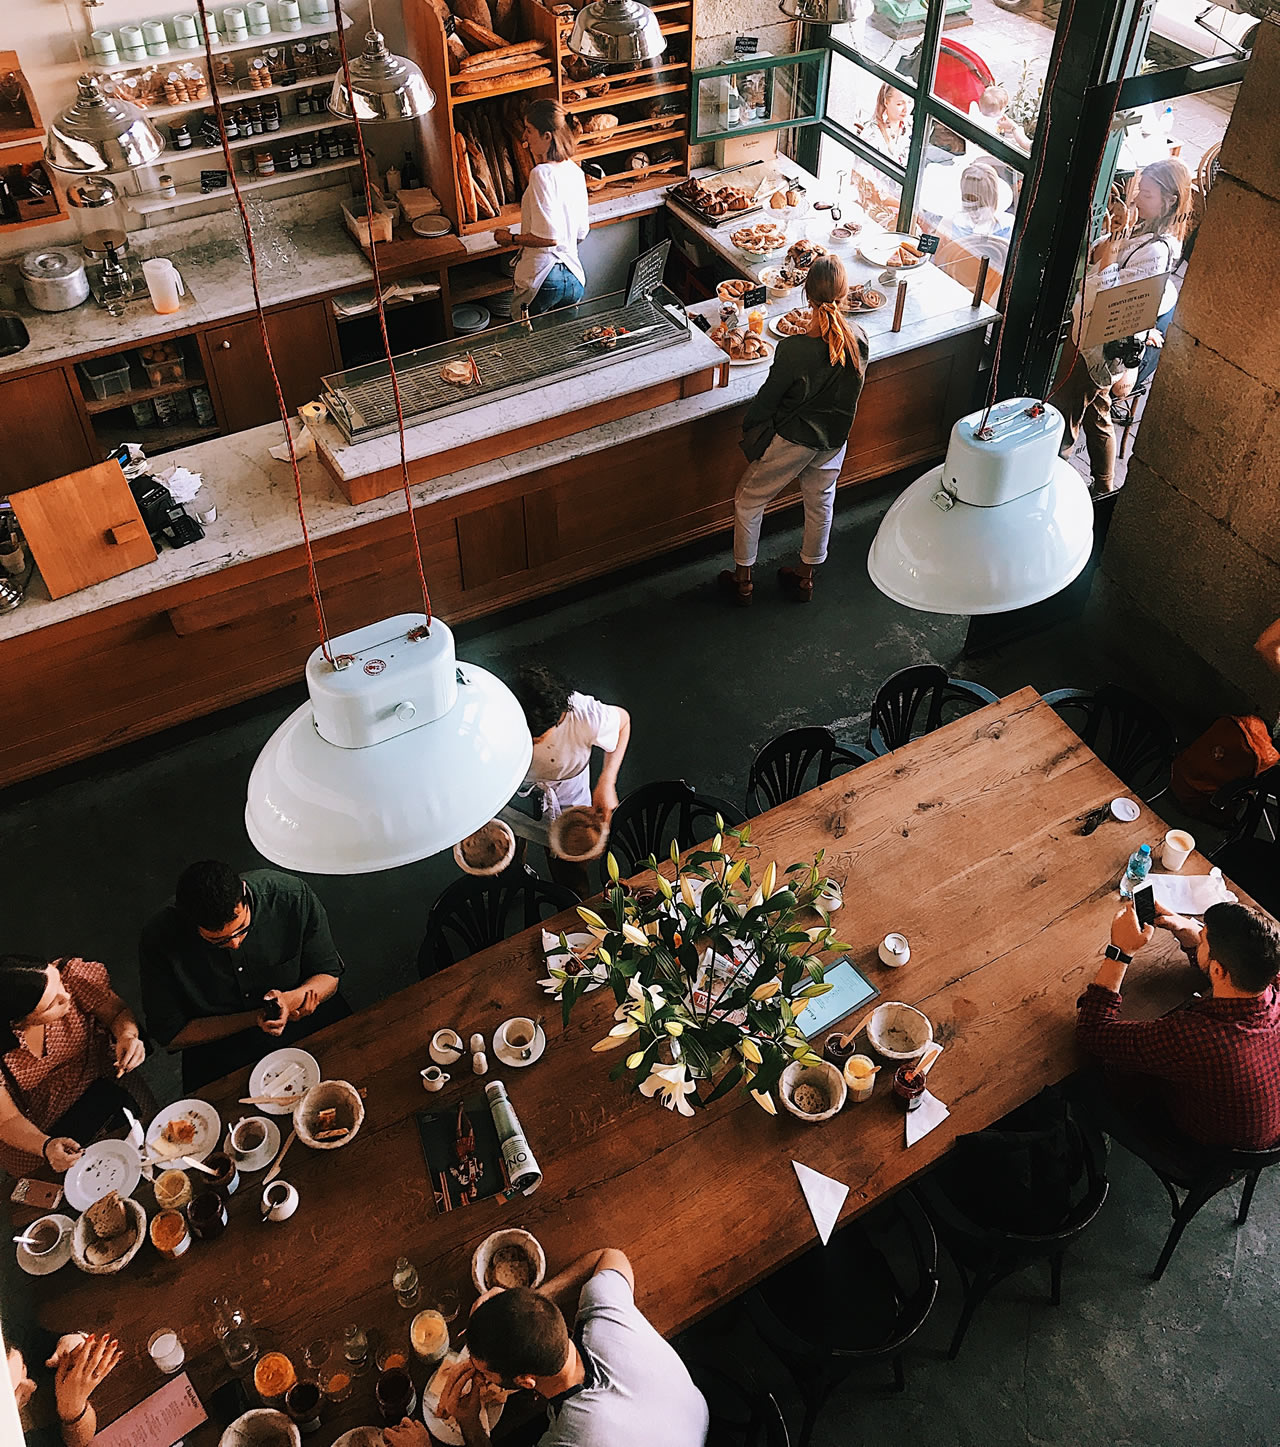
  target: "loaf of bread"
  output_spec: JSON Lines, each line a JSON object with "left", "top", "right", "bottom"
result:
{"left": 455, "top": 132, "right": 478, "bottom": 224}
{"left": 458, "top": 40, "right": 546, "bottom": 68}
{"left": 85, "top": 1189, "right": 128, "bottom": 1241}
{"left": 455, "top": 65, "right": 551, "bottom": 95}
{"left": 455, "top": 14, "right": 506, "bottom": 49}
{"left": 585, "top": 113, "right": 618, "bottom": 132}
{"left": 452, "top": 0, "right": 496, "bottom": 32}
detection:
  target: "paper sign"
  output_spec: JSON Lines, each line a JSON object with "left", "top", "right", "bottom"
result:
{"left": 915, "top": 233, "right": 939, "bottom": 254}
{"left": 1080, "top": 271, "right": 1166, "bottom": 348}
{"left": 742, "top": 284, "right": 767, "bottom": 308}
{"left": 793, "top": 1160, "right": 848, "bottom": 1244}
{"left": 92, "top": 1373, "right": 206, "bottom": 1447}
{"left": 734, "top": 35, "right": 760, "bottom": 55}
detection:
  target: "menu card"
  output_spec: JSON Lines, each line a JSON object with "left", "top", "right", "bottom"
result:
{"left": 91, "top": 1373, "right": 206, "bottom": 1447}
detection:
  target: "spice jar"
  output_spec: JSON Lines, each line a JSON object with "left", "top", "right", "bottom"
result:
{"left": 254, "top": 148, "right": 275, "bottom": 175}
{"left": 263, "top": 99, "right": 281, "bottom": 131}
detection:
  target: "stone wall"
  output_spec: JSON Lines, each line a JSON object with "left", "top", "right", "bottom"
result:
{"left": 1093, "top": 19, "right": 1280, "bottom": 722}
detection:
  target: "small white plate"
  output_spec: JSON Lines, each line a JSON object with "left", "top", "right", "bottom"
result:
{"left": 492, "top": 1025, "right": 547, "bottom": 1069}
{"left": 249, "top": 1048, "right": 321, "bottom": 1116}
{"left": 857, "top": 232, "right": 928, "bottom": 269}
{"left": 1110, "top": 796, "right": 1140, "bottom": 822}
{"left": 220, "top": 1115, "right": 281, "bottom": 1174}
{"left": 16, "top": 1214, "right": 74, "bottom": 1276}
{"left": 423, "top": 1353, "right": 505, "bottom": 1446}
{"left": 539, "top": 930, "right": 608, "bottom": 999}
{"left": 728, "top": 341, "right": 773, "bottom": 367}
{"left": 412, "top": 214, "right": 453, "bottom": 238}
{"left": 769, "top": 314, "right": 809, "bottom": 340}
{"left": 146, "top": 1098, "right": 222, "bottom": 1164}
{"left": 64, "top": 1140, "right": 142, "bottom": 1212}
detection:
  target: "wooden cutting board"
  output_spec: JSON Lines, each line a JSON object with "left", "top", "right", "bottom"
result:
{"left": 10, "top": 459, "right": 157, "bottom": 599}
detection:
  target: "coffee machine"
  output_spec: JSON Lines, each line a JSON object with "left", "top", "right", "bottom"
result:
{"left": 66, "top": 178, "right": 145, "bottom": 309}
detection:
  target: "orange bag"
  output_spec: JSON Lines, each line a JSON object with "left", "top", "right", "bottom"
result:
{"left": 1171, "top": 715, "right": 1280, "bottom": 821}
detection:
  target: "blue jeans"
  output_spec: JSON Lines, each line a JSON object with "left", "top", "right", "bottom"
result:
{"left": 528, "top": 263, "right": 584, "bottom": 316}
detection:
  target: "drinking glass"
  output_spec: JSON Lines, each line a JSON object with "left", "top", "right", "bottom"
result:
{"left": 376, "top": 1336, "right": 410, "bottom": 1373}
{"left": 213, "top": 1297, "right": 260, "bottom": 1374}
{"left": 437, "top": 1289, "right": 462, "bottom": 1343}
{"left": 375, "top": 1367, "right": 416, "bottom": 1426}
{"left": 306, "top": 1338, "right": 352, "bottom": 1402}
{"left": 342, "top": 1323, "right": 370, "bottom": 1377}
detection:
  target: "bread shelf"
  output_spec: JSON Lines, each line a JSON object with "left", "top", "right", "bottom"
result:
{"left": 563, "top": 77, "right": 690, "bottom": 114}
{"left": 448, "top": 71, "right": 557, "bottom": 107}
{"left": 577, "top": 126, "right": 687, "bottom": 162}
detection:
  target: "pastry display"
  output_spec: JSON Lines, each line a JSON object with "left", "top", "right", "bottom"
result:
{"left": 773, "top": 307, "right": 814, "bottom": 336}
{"left": 709, "top": 323, "right": 770, "bottom": 361}
{"left": 785, "top": 238, "right": 827, "bottom": 271}
{"left": 843, "top": 283, "right": 886, "bottom": 312}
{"left": 730, "top": 222, "right": 787, "bottom": 255}
{"left": 582, "top": 324, "right": 628, "bottom": 348}
{"left": 716, "top": 278, "right": 753, "bottom": 303}
{"left": 440, "top": 359, "right": 477, "bottom": 385}
{"left": 886, "top": 239, "right": 925, "bottom": 267}
{"left": 672, "top": 175, "right": 753, "bottom": 219}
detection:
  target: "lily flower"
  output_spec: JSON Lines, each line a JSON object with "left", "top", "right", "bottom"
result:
{"left": 680, "top": 875, "right": 697, "bottom": 910}
{"left": 664, "top": 1021, "right": 684, "bottom": 1038}
{"left": 751, "top": 979, "right": 782, "bottom": 1001}
{"left": 761, "top": 861, "right": 777, "bottom": 899}
{"left": 739, "top": 1037, "right": 762, "bottom": 1064}
{"left": 638, "top": 1062, "right": 697, "bottom": 1117}
{"left": 622, "top": 922, "right": 650, "bottom": 949}
{"left": 577, "top": 906, "right": 608, "bottom": 930}
{"left": 751, "top": 1089, "right": 777, "bottom": 1116}
{"left": 590, "top": 1018, "right": 640, "bottom": 1051}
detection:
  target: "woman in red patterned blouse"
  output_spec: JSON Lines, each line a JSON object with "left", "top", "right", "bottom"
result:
{"left": 0, "top": 955, "right": 145, "bottom": 1179}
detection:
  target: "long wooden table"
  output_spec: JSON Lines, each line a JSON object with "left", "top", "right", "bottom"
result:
{"left": 33, "top": 687, "right": 1200, "bottom": 1442}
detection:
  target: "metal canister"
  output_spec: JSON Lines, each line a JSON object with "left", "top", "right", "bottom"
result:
{"left": 20, "top": 248, "right": 89, "bottom": 312}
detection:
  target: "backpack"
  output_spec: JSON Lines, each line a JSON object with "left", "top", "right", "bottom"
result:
{"left": 1170, "top": 715, "right": 1280, "bottom": 823}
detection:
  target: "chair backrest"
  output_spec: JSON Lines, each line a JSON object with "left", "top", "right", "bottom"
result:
{"left": 868, "top": 665, "right": 999, "bottom": 753}
{"left": 1215, "top": 764, "right": 1280, "bottom": 852}
{"left": 685, "top": 1361, "right": 791, "bottom": 1447}
{"left": 418, "top": 866, "right": 580, "bottom": 978}
{"left": 1044, "top": 684, "right": 1176, "bottom": 801}
{"left": 746, "top": 727, "right": 875, "bottom": 814}
{"left": 605, "top": 780, "right": 746, "bottom": 883}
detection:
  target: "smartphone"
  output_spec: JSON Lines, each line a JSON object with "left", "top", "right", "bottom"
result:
{"left": 209, "top": 1378, "right": 250, "bottom": 1427}
{"left": 11, "top": 1179, "right": 63, "bottom": 1210}
{"left": 1134, "top": 883, "right": 1156, "bottom": 928}
{"left": 262, "top": 996, "right": 283, "bottom": 1021}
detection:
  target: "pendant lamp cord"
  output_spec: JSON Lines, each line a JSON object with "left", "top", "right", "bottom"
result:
{"left": 335, "top": 10, "right": 434, "bottom": 626}
{"left": 194, "top": 0, "right": 336, "bottom": 665}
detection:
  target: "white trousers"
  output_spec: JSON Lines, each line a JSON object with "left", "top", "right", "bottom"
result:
{"left": 733, "top": 434, "right": 843, "bottom": 568}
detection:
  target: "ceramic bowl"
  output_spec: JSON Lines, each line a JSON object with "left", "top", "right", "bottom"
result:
{"left": 293, "top": 1080, "right": 364, "bottom": 1150}
{"left": 219, "top": 1409, "right": 301, "bottom": 1447}
{"left": 472, "top": 1227, "right": 547, "bottom": 1294}
{"left": 866, "top": 1002, "right": 933, "bottom": 1063}
{"left": 453, "top": 818, "right": 515, "bottom": 877}
{"left": 779, "top": 1060, "right": 847, "bottom": 1122}
{"left": 70, "top": 1197, "right": 146, "bottom": 1275}
{"left": 548, "top": 806, "right": 609, "bottom": 862}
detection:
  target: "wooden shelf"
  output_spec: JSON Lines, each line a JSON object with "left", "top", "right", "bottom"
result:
{"left": 563, "top": 77, "right": 689, "bottom": 114}
{"left": 140, "top": 74, "right": 339, "bottom": 121}
{"left": 460, "top": 201, "right": 522, "bottom": 237}
{"left": 450, "top": 269, "right": 515, "bottom": 303}
{"left": 96, "top": 421, "right": 220, "bottom": 455}
{"left": 0, "top": 142, "right": 67, "bottom": 234}
{"left": 83, "top": 374, "right": 207, "bottom": 416}
{"left": 130, "top": 157, "right": 359, "bottom": 214}
{"left": 165, "top": 111, "right": 354, "bottom": 162}
{"left": 449, "top": 71, "right": 557, "bottom": 107}
{"left": 578, "top": 126, "right": 686, "bottom": 162}
{"left": 660, "top": 22, "right": 692, "bottom": 35}
{"left": 81, "top": 13, "right": 350, "bottom": 68}
{"left": 578, "top": 114, "right": 685, "bottom": 144}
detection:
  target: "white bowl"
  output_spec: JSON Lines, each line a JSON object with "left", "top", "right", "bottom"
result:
{"left": 293, "top": 1079, "right": 364, "bottom": 1150}
{"left": 453, "top": 818, "right": 516, "bottom": 877}
{"left": 866, "top": 1002, "right": 933, "bottom": 1062}
{"left": 219, "top": 1409, "right": 301, "bottom": 1447}
{"left": 779, "top": 1060, "right": 847, "bottom": 1122}
{"left": 471, "top": 1228, "right": 547, "bottom": 1294}
{"left": 70, "top": 1197, "right": 147, "bottom": 1276}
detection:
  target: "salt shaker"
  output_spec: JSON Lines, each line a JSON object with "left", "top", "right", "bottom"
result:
{"left": 472, "top": 1051, "right": 488, "bottom": 1076}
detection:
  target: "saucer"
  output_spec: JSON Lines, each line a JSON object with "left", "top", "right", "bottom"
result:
{"left": 16, "top": 1215, "right": 73, "bottom": 1276}
{"left": 221, "top": 1115, "right": 281, "bottom": 1173}
{"left": 492, "top": 1024, "right": 546, "bottom": 1069}
{"left": 430, "top": 1032, "right": 465, "bottom": 1066}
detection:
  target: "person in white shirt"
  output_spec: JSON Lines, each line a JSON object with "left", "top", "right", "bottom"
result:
{"left": 496, "top": 100, "right": 590, "bottom": 318}
{"left": 499, "top": 664, "right": 631, "bottom": 894}
{"left": 968, "top": 85, "right": 1031, "bottom": 156}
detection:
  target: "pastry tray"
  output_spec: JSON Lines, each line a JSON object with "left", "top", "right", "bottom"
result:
{"left": 322, "top": 286, "right": 691, "bottom": 444}
{"left": 667, "top": 160, "right": 767, "bottom": 229}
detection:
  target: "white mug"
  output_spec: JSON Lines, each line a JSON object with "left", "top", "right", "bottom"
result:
{"left": 420, "top": 1065, "right": 450, "bottom": 1092}
{"left": 430, "top": 1029, "right": 464, "bottom": 1065}
{"left": 229, "top": 1116, "right": 269, "bottom": 1160}
{"left": 472, "top": 1051, "right": 488, "bottom": 1076}
{"left": 261, "top": 1180, "right": 299, "bottom": 1222}
{"left": 879, "top": 932, "right": 911, "bottom": 967}
{"left": 497, "top": 1017, "right": 538, "bottom": 1060}
{"left": 142, "top": 258, "right": 185, "bottom": 315}
{"left": 1163, "top": 829, "right": 1195, "bottom": 872}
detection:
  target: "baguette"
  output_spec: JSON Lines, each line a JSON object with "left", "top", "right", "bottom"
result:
{"left": 494, "top": 0, "right": 519, "bottom": 39}
{"left": 455, "top": 131, "right": 478, "bottom": 224}
{"left": 455, "top": 14, "right": 506, "bottom": 49}
{"left": 455, "top": 53, "right": 548, "bottom": 82}
{"left": 503, "top": 100, "right": 534, "bottom": 188}
{"left": 476, "top": 109, "right": 507, "bottom": 206}
{"left": 465, "top": 132, "right": 500, "bottom": 215}
{"left": 458, "top": 40, "right": 546, "bottom": 68}
{"left": 492, "top": 116, "right": 518, "bottom": 197}
{"left": 454, "top": 65, "right": 551, "bottom": 95}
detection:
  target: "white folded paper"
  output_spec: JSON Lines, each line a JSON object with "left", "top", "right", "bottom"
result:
{"left": 905, "top": 1090, "right": 950, "bottom": 1147}
{"left": 1147, "top": 869, "right": 1237, "bottom": 917}
{"left": 793, "top": 1160, "right": 849, "bottom": 1245}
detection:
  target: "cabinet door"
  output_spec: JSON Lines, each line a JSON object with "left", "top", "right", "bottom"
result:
{"left": 0, "top": 369, "right": 95, "bottom": 491}
{"left": 204, "top": 301, "right": 338, "bottom": 434}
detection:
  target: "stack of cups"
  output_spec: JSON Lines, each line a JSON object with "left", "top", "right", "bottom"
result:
{"left": 142, "top": 19, "right": 171, "bottom": 56}
{"left": 247, "top": 1, "right": 272, "bottom": 34}
{"left": 119, "top": 25, "right": 147, "bottom": 61}
{"left": 90, "top": 30, "right": 119, "bottom": 64}
{"left": 279, "top": 0, "right": 303, "bottom": 30}
{"left": 172, "top": 14, "right": 201, "bottom": 49}
{"left": 223, "top": 6, "right": 249, "bottom": 42}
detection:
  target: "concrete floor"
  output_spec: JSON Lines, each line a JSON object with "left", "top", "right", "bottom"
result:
{"left": 4, "top": 484, "right": 1273, "bottom": 1445}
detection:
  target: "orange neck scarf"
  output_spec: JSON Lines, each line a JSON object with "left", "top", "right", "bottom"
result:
{"left": 814, "top": 301, "right": 853, "bottom": 368}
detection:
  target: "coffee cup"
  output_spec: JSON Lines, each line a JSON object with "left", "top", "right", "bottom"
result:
{"left": 229, "top": 1117, "right": 268, "bottom": 1160}
{"left": 1163, "top": 829, "right": 1195, "bottom": 872}
{"left": 24, "top": 1216, "right": 64, "bottom": 1258}
{"left": 497, "top": 1016, "right": 538, "bottom": 1060}
{"left": 420, "top": 1065, "right": 450, "bottom": 1092}
{"left": 879, "top": 932, "right": 911, "bottom": 967}
{"left": 261, "top": 1180, "right": 299, "bottom": 1222}
{"left": 430, "top": 1028, "right": 464, "bottom": 1065}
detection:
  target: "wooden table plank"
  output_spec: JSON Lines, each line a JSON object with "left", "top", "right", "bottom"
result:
{"left": 32, "top": 688, "right": 1217, "bottom": 1442}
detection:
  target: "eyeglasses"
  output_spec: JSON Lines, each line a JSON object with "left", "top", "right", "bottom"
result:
{"left": 200, "top": 888, "right": 252, "bottom": 947}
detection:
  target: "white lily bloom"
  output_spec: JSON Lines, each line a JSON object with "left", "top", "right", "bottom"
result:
{"left": 762, "top": 862, "right": 777, "bottom": 899}
{"left": 680, "top": 876, "right": 697, "bottom": 910}
{"left": 638, "top": 1062, "right": 697, "bottom": 1117}
{"left": 622, "top": 922, "right": 650, "bottom": 948}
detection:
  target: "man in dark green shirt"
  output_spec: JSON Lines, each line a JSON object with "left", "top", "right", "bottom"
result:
{"left": 140, "top": 861, "right": 349, "bottom": 1092}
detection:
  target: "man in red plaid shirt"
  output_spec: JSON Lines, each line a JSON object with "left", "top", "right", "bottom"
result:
{"left": 1076, "top": 900, "right": 1280, "bottom": 1151}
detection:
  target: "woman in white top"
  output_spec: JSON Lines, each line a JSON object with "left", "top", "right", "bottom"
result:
{"left": 495, "top": 100, "right": 590, "bottom": 317}
{"left": 871, "top": 83, "right": 911, "bottom": 167}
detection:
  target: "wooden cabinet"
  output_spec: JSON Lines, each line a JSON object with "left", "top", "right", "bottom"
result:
{"left": 0, "top": 369, "right": 95, "bottom": 491}
{"left": 203, "top": 300, "right": 338, "bottom": 434}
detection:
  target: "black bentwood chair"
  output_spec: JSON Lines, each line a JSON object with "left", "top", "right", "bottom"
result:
{"left": 744, "top": 1193, "right": 939, "bottom": 1447}
{"left": 745, "top": 727, "right": 876, "bottom": 815}
{"left": 682, "top": 1360, "right": 792, "bottom": 1447}
{"left": 603, "top": 779, "right": 745, "bottom": 886}
{"left": 866, "top": 665, "right": 999, "bottom": 755}
{"left": 1209, "top": 764, "right": 1280, "bottom": 916}
{"left": 417, "top": 864, "right": 579, "bottom": 978}
{"left": 1042, "top": 684, "right": 1177, "bottom": 803}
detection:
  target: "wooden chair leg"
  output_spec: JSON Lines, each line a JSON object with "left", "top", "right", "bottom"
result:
{"left": 948, "top": 1272, "right": 995, "bottom": 1360}
{"left": 1238, "top": 1170, "right": 1261, "bottom": 1226}
{"left": 1153, "top": 1185, "right": 1216, "bottom": 1280}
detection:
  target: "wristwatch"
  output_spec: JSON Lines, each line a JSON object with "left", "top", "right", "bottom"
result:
{"left": 1104, "top": 944, "right": 1133, "bottom": 965}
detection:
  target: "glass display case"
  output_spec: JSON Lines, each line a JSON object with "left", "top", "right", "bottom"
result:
{"left": 691, "top": 50, "right": 829, "bottom": 146}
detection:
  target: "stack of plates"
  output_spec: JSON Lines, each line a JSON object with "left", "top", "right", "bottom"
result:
{"left": 489, "top": 291, "right": 514, "bottom": 321}
{"left": 452, "top": 303, "right": 490, "bottom": 334}
{"left": 412, "top": 214, "right": 453, "bottom": 238}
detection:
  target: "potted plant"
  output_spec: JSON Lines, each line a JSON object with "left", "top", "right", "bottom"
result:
{"left": 547, "top": 821, "right": 848, "bottom": 1116}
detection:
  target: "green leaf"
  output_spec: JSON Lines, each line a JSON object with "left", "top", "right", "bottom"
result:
{"left": 703, "top": 1062, "right": 744, "bottom": 1105}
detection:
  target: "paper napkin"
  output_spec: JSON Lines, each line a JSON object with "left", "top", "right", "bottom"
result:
{"left": 793, "top": 1160, "right": 849, "bottom": 1245}
{"left": 905, "top": 1090, "right": 950, "bottom": 1147}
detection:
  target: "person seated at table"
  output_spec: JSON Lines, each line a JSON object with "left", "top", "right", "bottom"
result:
{"left": 1075, "top": 900, "right": 1280, "bottom": 1153}
{"left": 7, "top": 1329, "right": 122, "bottom": 1447}
{"left": 968, "top": 85, "right": 1032, "bottom": 156}
{"left": 385, "top": 1247, "right": 709, "bottom": 1447}
{"left": 499, "top": 665, "right": 631, "bottom": 898}
{"left": 871, "top": 83, "right": 911, "bottom": 166}
{"left": 140, "top": 861, "right": 349, "bottom": 1093}
{"left": 942, "top": 160, "right": 1014, "bottom": 244}
{"left": 0, "top": 955, "right": 146, "bottom": 1180}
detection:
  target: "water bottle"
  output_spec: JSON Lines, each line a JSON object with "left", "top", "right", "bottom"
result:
{"left": 1120, "top": 843, "right": 1152, "bottom": 898}
{"left": 1159, "top": 105, "right": 1174, "bottom": 137}
{"left": 485, "top": 1082, "right": 542, "bottom": 1195}
{"left": 393, "top": 1255, "right": 420, "bottom": 1309}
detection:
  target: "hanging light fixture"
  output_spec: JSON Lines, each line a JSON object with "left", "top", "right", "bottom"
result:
{"left": 867, "top": 399, "right": 1094, "bottom": 615}
{"left": 327, "top": 28, "right": 435, "bottom": 121}
{"left": 568, "top": 0, "right": 666, "bottom": 64}
{"left": 45, "top": 74, "right": 165, "bottom": 174}
{"left": 245, "top": 616, "right": 531, "bottom": 874}
{"left": 777, "top": 0, "right": 860, "bottom": 22}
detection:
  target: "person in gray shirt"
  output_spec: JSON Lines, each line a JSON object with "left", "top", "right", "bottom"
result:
{"left": 385, "top": 1247, "right": 708, "bottom": 1447}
